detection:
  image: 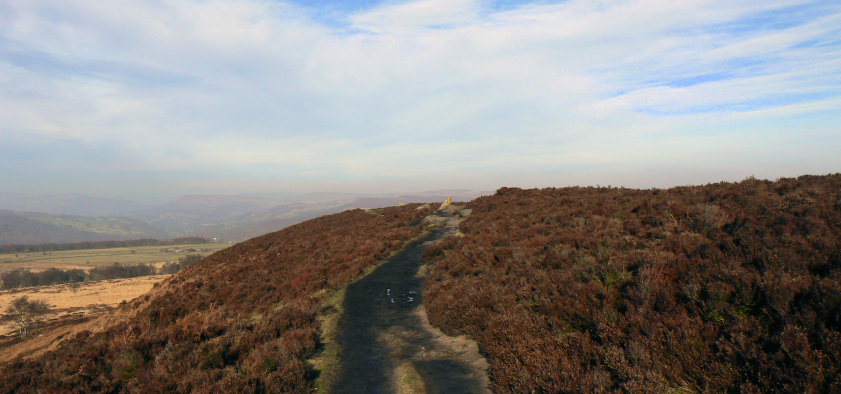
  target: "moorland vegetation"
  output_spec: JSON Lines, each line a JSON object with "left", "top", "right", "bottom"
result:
{"left": 2, "top": 174, "right": 839, "bottom": 392}
{"left": 1, "top": 205, "right": 429, "bottom": 392}
{"left": 422, "top": 174, "right": 841, "bottom": 392}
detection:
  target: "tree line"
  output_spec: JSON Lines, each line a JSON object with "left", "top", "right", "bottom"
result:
{"left": 0, "top": 237, "right": 208, "bottom": 254}
{"left": 0, "top": 255, "right": 203, "bottom": 290}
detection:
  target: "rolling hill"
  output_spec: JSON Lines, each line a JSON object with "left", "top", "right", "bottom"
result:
{"left": 0, "top": 190, "right": 488, "bottom": 244}
{"left": 137, "top": 191, "right": 488, "bottom": 241}
{"left": 0, "top": 193, "right": 145, "bottom": 217}
{"left": 422, "top": 174, "right": 841, "bottom": 392}
{"left": 2, "top": 175, "right": 839, "bottom": 392}
{"left": 1, "top": 204, "right": 430, "bottom": 392}
{"left": 0, "top": 211, "right": 166, "bottom": 245}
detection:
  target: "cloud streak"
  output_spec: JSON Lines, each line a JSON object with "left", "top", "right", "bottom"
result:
{"left": 0, "top": 0, "right": 839, "bottom": 199}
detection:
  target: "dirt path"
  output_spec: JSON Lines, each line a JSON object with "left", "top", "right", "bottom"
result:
{"left": 332, "top": 207, "right": 489, "bottom": 393}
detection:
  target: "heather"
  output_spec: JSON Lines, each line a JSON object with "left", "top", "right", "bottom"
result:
{"left": 1, "top": 205, "right": 428, "bottom": 392}
{"left": 423, "top": 175, "right": 841, "bottom": 392}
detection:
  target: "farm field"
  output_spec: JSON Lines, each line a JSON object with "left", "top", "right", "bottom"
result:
{"left": 0, "top": 275, "right": 170, "bottom": 362}
{"left": 25, "top": 213, "right": 161, "bottom": 238}
{"left": 0, "top": 243, "right": 230, "bottom": 272}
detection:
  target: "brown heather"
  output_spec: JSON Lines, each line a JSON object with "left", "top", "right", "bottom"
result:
{"left": 423, "top": 174, "right": 841, "bottom": 392}
{"left": 4, "top": 174, "right": 840, "bottom": 393}
{"left": 1, "top": 205, "right": 429, "bottom": 393}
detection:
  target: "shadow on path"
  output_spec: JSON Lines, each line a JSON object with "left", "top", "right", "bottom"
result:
{"left": 333, "top": 211, "right": 488, "bottom": 393}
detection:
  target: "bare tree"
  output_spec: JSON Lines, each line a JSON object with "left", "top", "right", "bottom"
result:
{"left": 5, "top": 296, "right": 50, "bottom": 338}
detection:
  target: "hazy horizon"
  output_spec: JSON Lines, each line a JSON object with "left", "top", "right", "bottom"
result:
{"left": 2, "top": 0, "right": 839, "bottom": 201}
{"left": 0, "top": 188, "right": 493, "bottom": 207}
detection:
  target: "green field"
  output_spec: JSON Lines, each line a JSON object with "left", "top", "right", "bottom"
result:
{"left": 34, "top": 215, "right": 140, "bottom": 235}
{"left": 0, "top": 243, "right": 231, "bottom": 271}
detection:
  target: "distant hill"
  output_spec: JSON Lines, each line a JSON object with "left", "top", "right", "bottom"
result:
{"left": 140, "top": 191, "right": 489, "bottom": 242}
{"left": 0, "top": 190, "right": 489, "bottom": 243}
{"left": 0, "top": 193, "right": 145, "bottom": 217}
{"left": 0, "top": 210, "right": 165, "bottom": 245}
{"left": 134, "top": 194, "right": 298, "bottom": 235}
{"left": 0, "top": 211, "right": 102, "bottom": 245}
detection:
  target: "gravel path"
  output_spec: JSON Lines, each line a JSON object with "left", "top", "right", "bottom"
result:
{"left": 332, "top": 208, "right": 489, "bottom": 393}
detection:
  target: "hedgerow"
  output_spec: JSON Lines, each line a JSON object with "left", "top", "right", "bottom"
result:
{"left": 1, "top": 255, "right": 204, "bottom": 289}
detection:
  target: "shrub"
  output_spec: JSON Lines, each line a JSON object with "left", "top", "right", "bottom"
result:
{"left": 1, "top": 205, "right": 430, "bottom": 392}
{"left": 424, "top": 174, "right": 841, "bottom": 392}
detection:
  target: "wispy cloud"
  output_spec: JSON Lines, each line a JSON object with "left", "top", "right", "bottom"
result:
{"left": 0, "top": 0, "right": 839, "bottom": 199}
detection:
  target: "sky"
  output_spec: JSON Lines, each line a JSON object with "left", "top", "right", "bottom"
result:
{"left": 1, "top": 0, "right": 839, "bottom": 202}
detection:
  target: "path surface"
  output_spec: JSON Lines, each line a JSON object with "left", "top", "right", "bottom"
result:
{"left": 333, "top": 207, "right": 489, "bottom": 393}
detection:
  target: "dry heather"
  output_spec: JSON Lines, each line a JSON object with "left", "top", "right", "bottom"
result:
{"left": 4, "top": 174, "right": 839, "bottom": 393}
{"left": 422, "top": 174, "right": 841, "bottom": 392}
{"left": 1, "top": 205, "right": 430, "bottom": 392}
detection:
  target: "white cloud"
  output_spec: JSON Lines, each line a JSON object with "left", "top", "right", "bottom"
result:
{"left": 350, "top": 0, "right": 479, "bottom": 32}
{"left": 0, "top": 0, "right": 839, "bottom": 198}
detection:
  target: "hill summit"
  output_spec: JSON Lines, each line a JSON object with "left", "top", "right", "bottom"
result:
{"left": 422, "top": 174, "right": 841, "bottom": 392}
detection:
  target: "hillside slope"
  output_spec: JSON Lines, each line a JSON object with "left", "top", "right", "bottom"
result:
{"left": 4, "top": 175, "right": 839, "bottom": 392}
{"left": 422, "top": 174, "right": 841, "bottom": 392}
{"left": 0, "top": 211, "right": 99, "bottom": 245}
{"left": 0, "top": 193, "right": 144, "bottom": 217}
{"left": 1, "top": 205, "right": 429, "bottom": 392}
{"left": 0, "top": 210, "right": 165, "bottom": 245}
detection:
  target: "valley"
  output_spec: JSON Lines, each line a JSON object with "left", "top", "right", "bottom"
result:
{"left": 0, "top": 190, "right": 488, "bottom": 245}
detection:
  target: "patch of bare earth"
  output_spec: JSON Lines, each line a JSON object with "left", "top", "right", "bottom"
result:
{"left": 0, "top": 275, "right": 169, "bottom": 363}
{"left": 331, "top": 205, "right": 490, "bottom": 393}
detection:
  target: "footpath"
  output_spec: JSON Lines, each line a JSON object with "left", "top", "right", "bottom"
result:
{"left": 331, "top": 204, "right": 490, "bottom": 393}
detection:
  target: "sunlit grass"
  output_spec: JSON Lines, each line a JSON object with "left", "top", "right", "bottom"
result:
{"left": 0, "top": 243, "right": 230, "bottom": 271}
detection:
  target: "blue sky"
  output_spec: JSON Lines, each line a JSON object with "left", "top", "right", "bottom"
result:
{"left": 1, "top": 0, "right": 839, "bottom": 202}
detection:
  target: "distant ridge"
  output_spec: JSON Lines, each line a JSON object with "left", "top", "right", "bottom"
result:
{"left": 0, "top": 190, "right": 491, "bottom": 243}
{"left": 0, "top": 210, "right": 165, "bottom": 245}
{"left": 0, "top": 193, "right": 144, "bottom": 217}
{"left": 0, "top": 210, "right": 103, "bottom": 245}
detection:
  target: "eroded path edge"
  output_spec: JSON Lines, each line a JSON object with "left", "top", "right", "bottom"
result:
{"left": 319, "top": 204, "right": 490, "bottom": 393}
